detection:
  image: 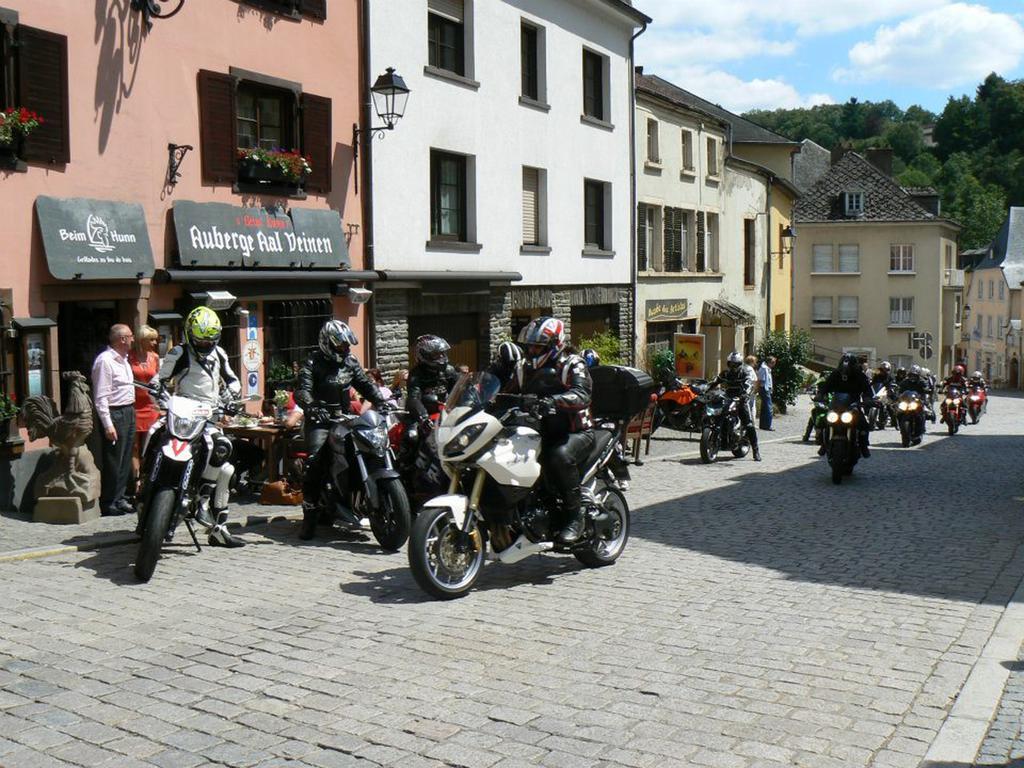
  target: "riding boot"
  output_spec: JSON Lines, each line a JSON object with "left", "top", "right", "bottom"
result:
{"left": 208, "top": 510, "right": 245, "bottom": 548}
{"left": 746, "top": 426, "right": 761, "bottom": 462}
{"left": 299, "top": 501, "right": 318, "bottom": 541}
{"left": 555, "top": 486, "right": 585, "bottom": 545}
{"left": 859, "top": 431, "right": 871, "bottom": 458}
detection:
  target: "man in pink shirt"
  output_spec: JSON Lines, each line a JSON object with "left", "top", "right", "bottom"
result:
{"left": 92, "top": 324, "right": 136, "bottom": 516}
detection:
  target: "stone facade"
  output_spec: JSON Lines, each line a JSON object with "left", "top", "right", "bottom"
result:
{"left": 488, "top": 289, "right": 512, "bottom": 359}
{"left": 373, "top": 290, "right": 410, "bottom": 376}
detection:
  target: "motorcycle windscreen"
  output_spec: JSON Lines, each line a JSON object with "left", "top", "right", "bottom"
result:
{"left": 444, "top": 372, "right": 502, "bottom": 426}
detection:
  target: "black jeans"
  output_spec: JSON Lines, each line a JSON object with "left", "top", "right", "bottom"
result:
{"left": 100, "top": 405, "right": 135, "bottom": 510}
{"left": 543, "top": 431, "right": 595, "bottom": 523}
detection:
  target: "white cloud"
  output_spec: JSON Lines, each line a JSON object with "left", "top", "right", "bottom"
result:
{"left": 648, "top": 64, "right": 835, "bottom": 113}
{"left": 836, "top": 3, "right": 1024, "bottom": 88}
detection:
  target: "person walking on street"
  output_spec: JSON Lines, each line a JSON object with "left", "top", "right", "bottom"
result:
{"left": 92, "top": 324, "right": 136, "bottom": 516}
{"left": 758, "top": 356, "right": 776, "bottom": 431}
{"left": 743, "top": 355, "right": 758, "bottom": 424}
{"left": 129, "top": 325, "right": 161, "bottom": 487}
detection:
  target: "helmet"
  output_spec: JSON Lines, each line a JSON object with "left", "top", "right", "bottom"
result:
{"left": 185, "top": 306, "right": 222, "bottom": 359}
{"left": 954, "top": 364, "right": 966, "bottom": 376}
{"left": 879, "top": 361, "right": 891, "bottom": 372}
{"left": 319, "top": 320, "right": 358, "bottom": 363}
{"left": 581, "top": 348, "right": 600, "bottom": 368}
{"left": 415, "top": 335, "right": 450, "bottom": 370}
{"left": 726, "top": 351, "right": 743, "bottom": 371}
{"left": 838, "top": 353, "right": 857, "bottom": 377}
{"left": 972, "top": 370, "right": 983, "bottom": 379}
{"left": 497, "top": 341, "right": 523, "bottom": 371}
{"left": 896, "top": 366, "right": 906, "bottom": 376}
{"left": 910, "top": 364, "right": 922, "bottom": 378}
{"left": 520, "top": 317, "right": 565, "bottom": 368}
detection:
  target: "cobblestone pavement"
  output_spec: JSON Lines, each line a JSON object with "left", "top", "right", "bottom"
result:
{"left": 2, "top": 395, "right": 1023, "bottom": 768}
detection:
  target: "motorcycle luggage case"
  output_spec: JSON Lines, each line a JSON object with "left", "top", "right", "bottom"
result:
{"left": 590, "top": 365, "right": 656, "bottom": 420}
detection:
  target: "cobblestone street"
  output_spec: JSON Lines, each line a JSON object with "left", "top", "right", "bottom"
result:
{"left": 3, "top": 395, "right": 1024, "bottom": 768}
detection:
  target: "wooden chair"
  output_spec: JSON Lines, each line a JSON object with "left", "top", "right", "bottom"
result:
{"left": 625, "top": 403, "right": 656, "bottom": 465}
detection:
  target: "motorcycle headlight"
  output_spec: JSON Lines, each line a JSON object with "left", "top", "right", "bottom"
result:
{"left": 970, "top": 395, "right": 980, "bottom": 401}
{"left": 443, "top": 423, "right": 487, "bottom": 458}
{"left": 898, "top": 402, "right": 908, "bottom": 411}
{"left": 953, "top": 398, "right": 962, "bottom": 405}
{"left": 826, "top": 412, "right": 839, "bottom": 424}
{"left": 356, "top": 425, "right": 389, "bottom": 453}
{"left": 169, "top": 413, "right": 205, "bottom": 439}
{"left": 840, "top": 411, "right": 854, "bottom": 424}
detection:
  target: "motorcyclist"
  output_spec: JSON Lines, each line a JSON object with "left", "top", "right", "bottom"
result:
{"left": 872, "top": 361, "right": 894, "bottom": 389}
{"left": 898, "top": 364, "right": 929, "bottom": 442}
{"left": 294, "top": 320, "right": 387, "bottom": 540}
{"left": 894, "top": 366, "right": 907, "bottom": 386}
{"left": 969, "top": 370, "right": 988, "bottom": 391}
{"left": 581, "top": 348, "right": 601, "bottom": 368}
{"left": 819, "top": 353, "right": 873, "bottom": 458}
{"left": 944, "top": 364, "right": 969, "bottom": 391}
{"left": 495, "top": 317, "right": 594, "bottom": 545}
{"left": 156, "top": 306, "right": 245, "bottom": 548}
{"left": 708, "top": 351, "right": 761, "bottom": 462}
{"left": 402, "top": 335, "right": 459, "bottom": 478}
{"left": 487, "top": 340, "right": 524, "bottom": 388}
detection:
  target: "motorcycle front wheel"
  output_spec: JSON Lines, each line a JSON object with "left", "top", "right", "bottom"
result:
{"left": 700, "top": 427, "right": 719, "bottom": 464}
{"left": 731, "top": 439, "right": 750, "bottom": 459}
{"left": 947, "top": 415, "right": 957, "bottom": 435}
{"left": 900, "top": 420, "right": 911, "bottom": 448}
{"left": 575, "top": 488, "right": 630, "bottom": 568}
{"left": 829, "top": 444, "right": 844, "bottom": 485}
{"left": 408, "top": 507, "right": 485, "bottom": 600}
{"left": 368, "top": 478, "right": 412, "bottom": 552}
{"left": 134, "top": 487, "right": 176, "bottom": 582}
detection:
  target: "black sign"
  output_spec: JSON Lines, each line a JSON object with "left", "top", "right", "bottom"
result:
{"left": 645, "top": 298, "right": 689, "bottom": 323}
{"left": 172, "top": 201, "right": 349, "bottom": 269}
{"left": 35, "top": 196, "right": 155, "bottom": 280}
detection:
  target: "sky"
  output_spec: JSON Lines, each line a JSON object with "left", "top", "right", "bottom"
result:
{"left": 634, "top": 0, "right": 1024, "bottom": 115}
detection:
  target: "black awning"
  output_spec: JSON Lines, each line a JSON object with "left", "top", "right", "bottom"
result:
{"left": 35, "top": 196, "right": 154, "bottom": 280}
{"left": 379, "top": 270, "right": 522, "bottom": 283}
{"left": 155, "top": 269, "right": 378, "bottom": 285}
{"left": 148, "top": 311, "right": 183, "bottom": 323}
{"left": 13, "top": 316, "right": 57, "bottom": 330}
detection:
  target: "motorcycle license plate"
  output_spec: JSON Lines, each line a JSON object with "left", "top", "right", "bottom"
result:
{"left": 162, "top": 438, "right": 193, "bottom": 462}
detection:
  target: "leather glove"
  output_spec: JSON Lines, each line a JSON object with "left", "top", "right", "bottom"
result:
{"left": 221, "top": 401, "right": 240, "bottom": 417}
{"left": 538, "top": 397, "right": 557, "bottom": 415}
{"left": 309, "top": 406, "right": 330, "bottom": 424}
{"left": 519, "top": 394, "right": 539, "bottom": 411}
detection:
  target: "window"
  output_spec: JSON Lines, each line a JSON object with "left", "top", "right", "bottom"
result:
{"left": 889, "top": 244, "right": 914, "bottom": 273}
{"left": 681, "top": 130, "right": 694, "bottom": 172}
{"left": 987, "top": 316, "right": 994, "bottom": 338}
{"left": 999, "top": 316, "right": 1005, "bottom": 340}
{"left": 844, "top": 191, "right": 864, "bottom": 217}
{"left": 891, "top": 355, "right": 913, "bottom": 370}
{"left": 584, "top": 179, "right": 608, "bottom": 250}
{"left": 427, "top": 0, "right": 468, "bottom": 76}
{"left": 743, "top": 219, "right": 756, "bottom": 287}
{"left": 812, "top": 244, "right": 834, "bottom": 273}
{"left": 812, "top": 297, "right": 833, "bottom": 325}
{"left": 582, "top": 49, "right": 606, "bottom": 121}
{"left": 954, "top": 293, "right": 963, "bottom": 325}
{"left": 0, "top": 18, "right": 70, "bottom": 165}
{"left": 945, "top": 243, "right": 954, "bottom": 270}
{"left": 976, "top": 351, "right": 983, "bottom": 372}
{"left": 976, "top": 314, "right": 983, "bottom": 334}
{"left": 663, "top": 207, "right": 688, "bottom": 273}
{"left": 641, "top": 204, "right": 656, "bottom": 269}
{"left": 999, "top": 280, "right": 1006, "bottom": 300}
{"left": 236, "top": 83, "right": 292, "bottom": 151}
{"left": 988, "top": 280, "right": 994, "bottom": 299}
{"left": 520, "top": 23, "right": 539, "bottom": 100}
{"left": 264, "top": 299, "right": 332, "bottom": 379}
{"left": 706, "top": 137, "right": 719, "bottom": 178}
{"left": 838, "top": 244, "right": 860, "bottom": 273}
{"left": 978, "top": 278, "right": 983, "bottom": 299}
{"left": 430, "top": 150, "right": 468, "bottom": 241}
{"left": 522, "top": 166, "right": 546, "bottom": 246}
{"left": 838, "top": 296, "right": 859, "bottom": 325}
{"left": 636, "top": 203, "right": 649, "bottom": 271}
{"left": 646, "top": 119, "right": 660, "bottom": 163}
{"left": 889, "top": 297, "right": 914, "bottom": 326}
{"left": 705, "top": 213, "right": 720, "bottom": 271}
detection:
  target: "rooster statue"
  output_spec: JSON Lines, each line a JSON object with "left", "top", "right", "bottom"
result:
{"left": 23, "top": 371, "right": 101, "bottom": 510}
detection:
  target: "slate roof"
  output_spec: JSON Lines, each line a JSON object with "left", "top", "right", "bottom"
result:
{"left": 975, "top": 208, "right": 1024, "bottom": 287}
{"left": 635, "top": 74, "right": 798, "bottom": 145}
{"left": 793, "top": 152, "right": 955, "bottom": 224}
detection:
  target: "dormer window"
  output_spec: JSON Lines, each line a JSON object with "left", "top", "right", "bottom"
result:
{"left": 844, "top": 190, "right": 864, "bottom": 217}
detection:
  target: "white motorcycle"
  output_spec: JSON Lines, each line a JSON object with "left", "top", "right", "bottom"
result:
{"left": 407, "top": 372, "right": 631, "bottom": 600}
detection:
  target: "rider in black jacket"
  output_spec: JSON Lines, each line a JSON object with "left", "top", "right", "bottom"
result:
{"left": 709, "top": 351, "right": 761, "bottom": 462}
{"left": 820, "top": 353, "right": 874, "bottom": 458}
{"left": 406, "top": 335, "right": 459, "bottom": 425}
{"left": 294, "top": 320, "right": 386, "bottom": 540}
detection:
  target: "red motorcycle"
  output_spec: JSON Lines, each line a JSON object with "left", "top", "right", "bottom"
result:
{"left": 940, "top": 385, "right": 966, "bottom": 435}
{"left": 967, "top": 385, "right": 987, "bottom": 424}
{"left": 390, "top": 401, "right": 446, "bottom": 511}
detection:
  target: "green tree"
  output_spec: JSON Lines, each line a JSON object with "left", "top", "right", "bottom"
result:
{"left": 578, "top": 330, "right": 621, "bottom": 365}
{"left": 884, "top": 122, "right": 924, "bottom": 163}
{"left": 755, "top": 329, "right": 813, "bottom": 413}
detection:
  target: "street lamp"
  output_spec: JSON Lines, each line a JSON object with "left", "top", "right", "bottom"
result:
{"left": 353, "top": 68, "right": 410, "bottom": 159}
{"left": 131, "top": 0, "right": 185, "bottom": 28}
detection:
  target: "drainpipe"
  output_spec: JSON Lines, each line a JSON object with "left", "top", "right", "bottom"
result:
{"left": 359, "top": 0, "right": 377, "bottom": 366}
{"left": 765, "top": 176, "right": 773, "bottom": 338}
{"left": 629, "top": 21, "right": 648, "bottom": 367}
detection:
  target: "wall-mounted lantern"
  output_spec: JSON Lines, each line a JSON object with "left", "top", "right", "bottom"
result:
{"left": 353, "top": 68, "right": 410, "bottom": 160}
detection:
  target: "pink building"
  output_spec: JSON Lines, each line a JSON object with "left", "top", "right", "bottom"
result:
{"left": 0, "top": 0, "right": 372, "bottom": 498}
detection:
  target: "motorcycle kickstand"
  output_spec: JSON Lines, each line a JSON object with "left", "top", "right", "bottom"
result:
{"left": 184, "top": 519, "right": 203, "bottom": 552}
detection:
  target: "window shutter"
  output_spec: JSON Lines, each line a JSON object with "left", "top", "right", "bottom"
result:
{"left": 522, "top": 167, "right": 538, "bottom": 245}
{"left": 636, "top": 203, "right": 647, "bottom": 271}
{"left": 299, "top": 0, "right": 327, "bottom": 20}
{"left": 301, "top": 93, "right": 332, "bottom": 193}
{"left": 197, "top": 69, "right": 237, "bottom": 184}
{"left": 17, "top": 26, "right": 70, "bottom": 164}
{"left": 664, "top": 207, "right": 682, "bottom": 272}
{"left": 427, "top": 0, "right": 463, "bottom": 22}
{"left": 838, "top": 244, "right": 859, "bottom": 273}
{"left": 812, "top": 244, "right": 833, "bottom": 273}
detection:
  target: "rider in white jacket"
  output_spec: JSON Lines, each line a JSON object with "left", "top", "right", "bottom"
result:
{"left": 157, "top": 306, "right": 245, "bottom": 547}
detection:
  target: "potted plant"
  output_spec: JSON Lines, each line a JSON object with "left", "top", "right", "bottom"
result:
{"left": 266, "top": 360, "right": 295, "bottom": 399}
{"left": 237, "top": 147, "right": 312, "bottom": 187}
{"left": 0, "top": 107, "right": 44, "bottom": 163}
{"left": 0, "top": 391, "right": 19, "bottom": 437}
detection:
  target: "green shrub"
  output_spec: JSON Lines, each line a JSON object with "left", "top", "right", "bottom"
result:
{"left": 648, "top": 348, "right": 675, "bottom": 376}
{"left": 577, "top": 330, "right": 621, "bottom": 365}
{"left": 755, "top": 329, "right": 813, "bottom": 410}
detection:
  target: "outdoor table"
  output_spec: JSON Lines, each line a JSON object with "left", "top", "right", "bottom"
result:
{"left": 221, "top": 420, "right": 299, "bottom": 483}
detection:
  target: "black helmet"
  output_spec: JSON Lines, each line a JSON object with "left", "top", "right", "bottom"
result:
{"left": 838, "top": 353, "right": 857, "bottom": 379}
{"left": 726, "top": 351, "right": 743, "bottom": 371}
{"left": 497, "top": 340, "right": 523, "bottom": 370}
{"left": 415, "top": 335, "right": 451, "bottom": 370}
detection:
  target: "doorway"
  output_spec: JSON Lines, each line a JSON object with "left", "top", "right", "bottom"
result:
{"left": 409, "top": 313, "right": 483, "bottom": 371}
{"left": 58, "top": 301, "right": 118, "bottom": 406}
{"left": 571, "top": 305, "right": 615, "bottom": 346}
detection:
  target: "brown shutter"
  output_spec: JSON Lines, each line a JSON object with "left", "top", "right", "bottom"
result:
{"left": 17, "top": 26, "right": 70, "bottom": 164}
{"left": 299, "top": 0, "right": 327, "bottom": 20}
{"left": 197, "top": 70, "right": 237, "bottom": 184}
{"left": 636, "top": 203, "right": 647, "bottom": 272}
{"left": 301, "top": 93, "right": 332, "bottom": 193}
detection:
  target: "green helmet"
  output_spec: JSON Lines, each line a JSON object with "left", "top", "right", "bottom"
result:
{"left": 185, "top": 306, "right": 222, "bottom": 358}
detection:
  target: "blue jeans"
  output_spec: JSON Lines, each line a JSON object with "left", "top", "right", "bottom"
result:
{"left": 759, "top": 390, "right": 773, "bottom": 430}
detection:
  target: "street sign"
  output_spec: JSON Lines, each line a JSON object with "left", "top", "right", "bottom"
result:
{"left": 908, "top": 331, "right": 934, "bottom": 360}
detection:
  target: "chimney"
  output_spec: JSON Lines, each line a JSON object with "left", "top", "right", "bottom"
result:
{"left": 906, "top": 189, "right": 941, "bottom": 217}
{"left": 635, "top": 65, "right": 644, "bottom": 76}
{"left": 865, "top": 148, "right": 894, "bottom": 177}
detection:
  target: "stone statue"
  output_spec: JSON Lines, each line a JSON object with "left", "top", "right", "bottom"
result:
{"left": 23, "top": 371, "right": 101, "bottom": 519}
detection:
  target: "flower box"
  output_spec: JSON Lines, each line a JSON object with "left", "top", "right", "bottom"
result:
{"left": 236, "top": 148, "right": 311, "bottom": 190}
{"left": 238, "top": 157, "right": 295, "bottom": 186}
{"left": 0, "top": 134, "right": 24, "bottom": 169}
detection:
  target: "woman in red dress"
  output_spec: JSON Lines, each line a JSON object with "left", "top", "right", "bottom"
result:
{"left": 129, "top": 325, "right": 161, "bottom": 481}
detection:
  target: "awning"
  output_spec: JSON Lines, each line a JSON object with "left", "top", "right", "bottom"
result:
{"left": 35, "top": 196, "right": 155, "bottom": 280}
{"left": 154, "top": 269, "right": 378, "bottom": 285}
{"left": 378, "top": 270, "right": 522, "bottom": 283}
{"left": 13, "top": 317, "right": 57, "bottom": 330}
{"left": 701, "top": 299, "right": 756, "bottom": 327}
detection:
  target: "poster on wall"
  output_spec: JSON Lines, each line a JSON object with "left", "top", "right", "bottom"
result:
{"left": 673, "top": 334, "right": 706, "bottom": 379}
{"left": 26, "top": 334, "right": 46, "bottom": 397}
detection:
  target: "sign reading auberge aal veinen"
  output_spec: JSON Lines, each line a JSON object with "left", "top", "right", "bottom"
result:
{"left": 172, "top": 201, "right": 349, "bottom": 269}
{"left": 35, "top": 196, "right": 155, "bottom": 280}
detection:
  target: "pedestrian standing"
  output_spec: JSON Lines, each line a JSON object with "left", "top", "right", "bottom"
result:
{"left": 92, "top": 324, "right": 136, "bottom": 515}
{"left": 129, "top": 325, "right": 161, "bottom": 485}
{"left": 743, "top": 355, "right": 758, "bottom": 424}
{"left": 758, "top": 356, "right": 777, "bottom": 431}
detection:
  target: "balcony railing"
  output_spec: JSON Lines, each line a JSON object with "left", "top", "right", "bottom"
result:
{"left": 944, "top": 268, "right": 965, "bottom": 287}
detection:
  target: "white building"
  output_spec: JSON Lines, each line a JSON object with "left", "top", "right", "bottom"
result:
{"left": 367, "top": 0, "right": 649, "bottom": 371}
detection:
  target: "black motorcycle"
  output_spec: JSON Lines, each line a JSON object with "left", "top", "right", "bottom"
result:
{"left": 866, "top": 382, "right": 895, "bottom": 430}
{"left": 803, "top": 394, "right": 831, "bottom": 444}
{"left": 699, "top": 390, "right": 750, "bottom": 464}
{"left": 895, "top": 391, "right": 926, "bottom": 447}
{"left": 315, "top": 407, "right": 411, "bottom": 551}
{"left": 824, "top": 393, "right": 861, "bottom": 485}
{"left": 393, "top": 394, "right": 447, "bottom": 511}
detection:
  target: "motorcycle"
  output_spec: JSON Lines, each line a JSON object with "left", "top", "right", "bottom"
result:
{"left": 390, "top": 394, "right": 447, "bottom": 511}
{"left": 940, "top": 385, "right": 966, "bottom": 435}
{"left": 824, "top": 393, "right": 861, "bottom": 485}
{"left": 651, "top": 371, "right": 707, "bottom": 434}
{"left": 895, "top": 391, "right": 926, "bottom": 447}
{"left": 803, "top": 395, "right": 831, "bottom": 444}
{"left": 133, "top": 384, "right": 251, "bottom": 582}
{"left": 967, "top": 385, "right": 987, "bottom": 424}
{"left": 314, "top": 405, "right": 412, "bottom": 551}
{"left": 867, "top": 383, "right": 895, "bottom": 430}
{"left": 407, "top": 372, "right": 631, "bottom": 600}
{"left": 699, "top": 389, "right": 750, "bottom": 464}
